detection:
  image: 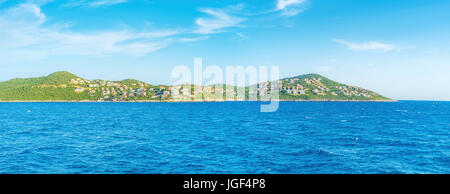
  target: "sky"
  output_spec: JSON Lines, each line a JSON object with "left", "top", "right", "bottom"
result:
{"left": 0, "top": 0, "right": 450, "bottom": 100}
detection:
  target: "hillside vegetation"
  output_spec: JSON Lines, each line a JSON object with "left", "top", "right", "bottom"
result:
{"left": 0, "top": 71, "right": 392, "bottom": 101}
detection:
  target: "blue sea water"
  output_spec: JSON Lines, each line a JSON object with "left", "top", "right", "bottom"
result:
{"left": 0, "top": 101, "right": 449, "bottom": 174}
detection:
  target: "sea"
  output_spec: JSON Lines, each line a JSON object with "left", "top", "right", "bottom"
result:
{"left": 0, "top": 101, "right": 448, "bottom": 174}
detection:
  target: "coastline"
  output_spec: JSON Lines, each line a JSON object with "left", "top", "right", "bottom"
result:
{"left": 0, "top": 99, "right": 398, "bottom": 102}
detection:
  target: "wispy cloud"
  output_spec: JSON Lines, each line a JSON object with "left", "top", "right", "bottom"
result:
{"left": 277, "top": 0, "right": 305, "bottom": 10}
{"left": 64, "top": 0, "right": 128, "bottom": 8}
{"left": 275, "top": 0, "right": 307, "bottom": 16}
{"left": 178, "top": 36, "right": 210, "bottom": 43}
{"left": 194, "top": 6, "right": 246, "bottom": 34}
{"left": 333, "top": 39, "right": 397, "bottom": 52}
{"left": 0, "top": 3, "right": 207, "bottom": 60}
{"left": 236, "top": 32, "right": 248, "bottom": 39}
{"left": 230, "top": 32, "right": 248, "bottom": 42}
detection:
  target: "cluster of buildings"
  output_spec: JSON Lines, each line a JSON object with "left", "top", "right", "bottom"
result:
{"left": 280, "top": 77, "right": 374, "bottom": 98}
{"left": 335, "top": 86, "right": 372, "bottom": 98}
{"left": 67, "top": 75, "right": 375, "bottom": 101}
{"left": 69, "top": 78, "right": 172, "bottom": 101}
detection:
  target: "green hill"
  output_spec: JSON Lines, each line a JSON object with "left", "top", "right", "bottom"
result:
{"left": 0, "top": 71, "right": 89, "bottom": 101}
{"left": 0, "top": 71, "right": 78, "bottom": 89}
{"left": 0, "top": 71, "right": 393, "bottom": 101}
{"left": 43, "top": 71, "right": 80, "bottom": 85}
{"left": 277, "top": 74, "right": 390, "bottom": 100}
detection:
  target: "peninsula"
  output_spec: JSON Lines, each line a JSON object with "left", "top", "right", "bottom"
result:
{"left": 0, "top": 71, "right": 393, "bottom": 102}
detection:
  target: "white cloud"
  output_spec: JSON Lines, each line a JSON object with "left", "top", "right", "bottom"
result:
{"left": 194, "top": 7, "right": 246, "bottom": 34}
{"left": 231, "top": 32, "right": 248, "bottom": 42}
{"left": 333, "top": 39, "right": 397, "bottom": 51}
{"left": 276, "top": 0, "right": 307, "bottom": 16}
{"left": 64, "top": 0, "right": 128, "bottom": 8}
{"left": 90, "top": 0, "right": 127, "bottom": 7}
{"left": 27, "top": 0, "right": 54, "bottom": 5}
{"left": 2, "top": 3, "right": 46, "bottom": 25}
{"left": 236, "top": 32, "right": 248, "bottom": 39}
{"left": 178, "top": 36, "right": 210, "bottom": 43}
{"left": 0, "top": 3, "right": 208, "bottom": 60}
{"left": 277, "top": 0, "right": 306, "bottom": 10}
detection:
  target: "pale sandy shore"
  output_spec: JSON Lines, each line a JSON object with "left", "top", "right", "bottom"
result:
{"left": 0, "top": 99, "right": 398, "bottom": 102}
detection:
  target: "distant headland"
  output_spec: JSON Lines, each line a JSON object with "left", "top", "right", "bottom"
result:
{"left": 0, "top": 71, "right": 394, "bottom": 102}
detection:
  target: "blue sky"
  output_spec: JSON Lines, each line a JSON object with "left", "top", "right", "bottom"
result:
{"left": 0, "top": 0, "right": 450, "bottom": 100}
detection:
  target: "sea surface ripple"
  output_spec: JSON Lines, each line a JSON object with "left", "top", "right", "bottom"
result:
{"left": 0, "top": 101, "right": 449, "bottom": 174}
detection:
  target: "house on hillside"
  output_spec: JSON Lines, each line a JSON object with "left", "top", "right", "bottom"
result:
{"left": 74, "top": 87, "right": 84, "bottom": 93}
